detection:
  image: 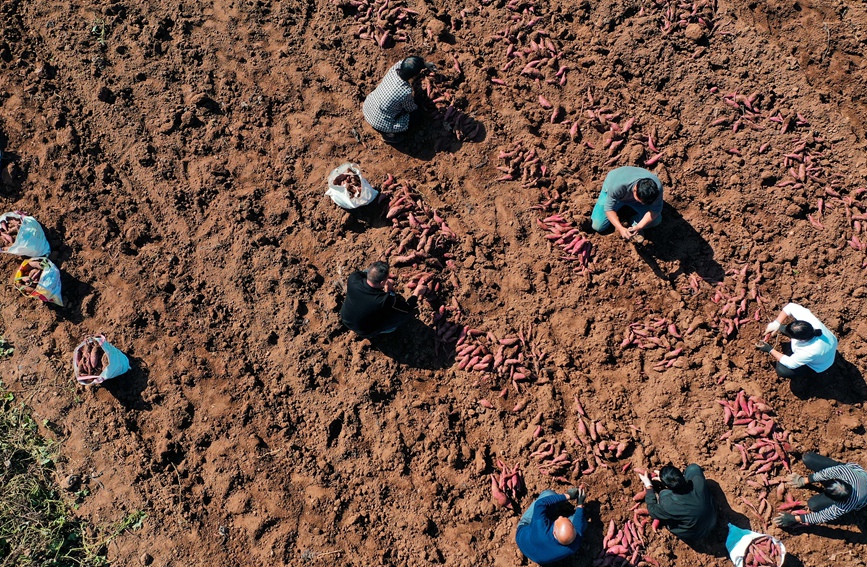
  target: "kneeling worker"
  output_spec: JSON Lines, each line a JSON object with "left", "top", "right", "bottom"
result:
{"left": 340, "top": 261, "right": 415, "bottom": 338}
{"left": 516, "top": 486, "right": 587, "bottom": 565}
{"left": 756, "top": 302, "right": 838, "bottom": 378}
{"left": 774, "top": 452, "right": 867, "bottom": 527}
{"left": 639, "top": 464, "right": 717, "bottom": 543}
{"left": 363, "top": 56, "right": 434, "bottom": 144}
{"left": 591, "top": 166, "right": 663, "bottom": 240}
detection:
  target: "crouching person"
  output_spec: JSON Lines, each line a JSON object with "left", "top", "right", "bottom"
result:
{"left": 516, "top": 487, "right": 587, "bottom": 565}
{"left": 639, "top": 464, "right": 717, "bottom": 544}
{"left": 340, "top": 261, "right": 416, "bottom": 338}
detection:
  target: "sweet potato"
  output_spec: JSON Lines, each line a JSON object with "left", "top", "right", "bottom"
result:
{"left": 491, "top": 475, "right": 510, "bottom": 507}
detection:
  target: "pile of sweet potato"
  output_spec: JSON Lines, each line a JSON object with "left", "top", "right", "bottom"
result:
{"left": 77, "top": 337, "right": 108, "bottom": 377}
{"left": 0, "top": 214, "right": 22, "bottom": 249}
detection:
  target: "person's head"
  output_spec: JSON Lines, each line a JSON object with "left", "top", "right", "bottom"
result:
{"left": 824, "top": 480, "right": 852, "bottom": 501}
{"left": 397, "top": 56, "right": 426, "bottom": 80}
{"left": 659, "top": 466, "right": 689, "bottom": 494}
{"left": 366, "top": 261, "right": 389, "bottom": 287}
{"left": 781, "top": 320, "right": 822, "bottom": 340}
{"left": 553, "top": 516, "right": 577, "bottom": 545}
{"left": 632, "top": 178, "right": 660, "bottom": 205}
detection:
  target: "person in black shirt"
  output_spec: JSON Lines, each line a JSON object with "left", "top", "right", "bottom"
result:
{"left": 340, "top": 261, "right": 415, "bottom": 337}
{"left": 638, "top": 464, "right": 717, "bottom": 543}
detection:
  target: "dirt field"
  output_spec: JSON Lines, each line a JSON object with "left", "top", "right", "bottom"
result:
{"left": 1, "top": 0, "right": 867, "bottom": 565}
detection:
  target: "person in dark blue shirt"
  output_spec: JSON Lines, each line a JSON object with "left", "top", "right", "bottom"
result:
{"left": 515, "top": 487, "right": 587, "bottom": 565}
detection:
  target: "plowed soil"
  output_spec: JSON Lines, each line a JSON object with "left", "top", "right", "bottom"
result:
{"left": 1, "top": 0, "right": 866, "bottom": 566}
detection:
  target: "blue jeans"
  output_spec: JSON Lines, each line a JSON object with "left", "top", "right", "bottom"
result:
{"left": 591, "top": 191, "right": 662, "bottom": 233}
{"left": 517, "top": 490, "right": 580, "bottom": 527}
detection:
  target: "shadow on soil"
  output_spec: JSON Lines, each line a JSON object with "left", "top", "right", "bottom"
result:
{"left": 369, "top": 318, "right": 452, "bottom": 370}
{"left": 789, "top": 353, "right": 867, "bottom": 404}
{"left": 633, "top": 204, "right": 726, "bottom": 285}
{"left": 51, "top": 272, "right": 94, "bottom": 325}
{"left": 387, "top": 101, "right": 486, "bottom": 161}
{"left": 102, "top": 355, "right": 151, "bottom": 411}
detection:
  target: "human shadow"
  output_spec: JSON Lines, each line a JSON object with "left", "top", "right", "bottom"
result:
{"left": 339, "top": 198, "right": 394, "bottom": 234}
{"left": 0, "top": 148, "right": 23, "bottom": 197}
{"left": 101, "top": 354, "right": 151, "bottom": 411}
{"left": 789, "top": 352, "right": 867, "bottom": 404}
{"left": 391, "top": 94, "right": 487, "bottom": 161}
{"left": 369, "top": 318, "right": 452, "bottom": 370}
{"left": 50, "top": 270, "right": 94, "bottom": 325}
{"left": 631, "top": 204, "right": 726, "bottom": 285}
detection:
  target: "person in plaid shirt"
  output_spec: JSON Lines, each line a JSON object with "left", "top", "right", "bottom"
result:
{"left": 363, "top": 56, "right": 433, "bottom": 143}
{"left": 774, "top": 452, "right": 867, "bottom": 527}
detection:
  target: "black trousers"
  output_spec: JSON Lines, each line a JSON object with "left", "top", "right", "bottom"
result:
{"left": 352, "top": 310, "right": 413, "bottom": 339}
{"left": 803, "top": 452, "right": 843, "bottom": 512}
{"left": 775, "top": 362, "right": 816, "bottom": 379}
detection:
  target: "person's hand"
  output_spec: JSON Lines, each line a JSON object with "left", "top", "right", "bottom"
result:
{"left": 566, "top": 487, "right": 579, "bottom": 500}
{"left": 755, "top": 341, "right": 773, "bottom": 353}
{"left": 788, "top": 473, "right": 808, "bottom": 488}
{"left": 573, "top": 486, "right": 586, "bottom": 506}
{"left": 765, "top": 321, "right": 781, "bottom": 335}
{"left": 618, "top": 226, "right": 633, "bottom": 240}
{"left": 383, "top": 279, "right": 395, "bottom": 293}
{"left": 424, "top": 62, "right": 437, "bottom": 71}
{"left": 637, "top": 471, "right": 652, "bottom": 488}
{"left": 773, "top": 513, "right": 797, "bottom": 527}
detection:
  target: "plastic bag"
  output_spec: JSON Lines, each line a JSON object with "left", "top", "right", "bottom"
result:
{"left": 325, "top": 163, "right": 378, "bottom": 209}
{"left": 14, "top": 257, "right": 63, "bottom": 306}
{"left": 0, "top": 212, "right": 51, "bottom": 257}
{"left": 725, "top": 524, "right": 786, "bottom": 567}
{"left": 73, "top": 335, "right": 131, "bottom": 386}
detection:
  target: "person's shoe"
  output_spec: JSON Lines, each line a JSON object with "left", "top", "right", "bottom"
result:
{"left": 380, "top": 131, "right": 405, "bottom": 145}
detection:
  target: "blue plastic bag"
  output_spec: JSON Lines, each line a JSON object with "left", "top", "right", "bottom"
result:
{"left": 0, "top": 212, "right": 50, "bottom": 257}
{"left": 73, "top": 335, "right": 131, "bottom": 386}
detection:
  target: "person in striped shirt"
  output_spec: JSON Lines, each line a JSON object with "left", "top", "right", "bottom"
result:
{"left": 774, "top": 452, "right": 867, "bottom": 526}
{"left": 362, "top": 56, "right": 434, "bottom": 144}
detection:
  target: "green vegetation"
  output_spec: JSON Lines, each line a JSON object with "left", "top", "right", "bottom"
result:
{"left": 90, "top": 19, "right": 108, "bottom": 46}
{"left": 0, "top": 382, "right": 144, "bottom": 566}
{"left": 0, "top": 337, "right": 13, "bottom": 359}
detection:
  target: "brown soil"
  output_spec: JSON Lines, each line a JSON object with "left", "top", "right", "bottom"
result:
{"left": 1, "top": 0, "right": 866, "bottom": 566}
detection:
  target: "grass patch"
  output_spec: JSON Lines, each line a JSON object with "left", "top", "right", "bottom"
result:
{"left": 0, "top": 382, "right": 144, "bottom": 566}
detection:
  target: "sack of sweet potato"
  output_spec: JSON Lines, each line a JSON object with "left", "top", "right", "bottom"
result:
{"left": 0, "top": 211, "right": 50, "bottom": 257}
{"left": 73, "top": 335, "right": 131, "bottom": 386}
{"left": 14, "top": 257, "right": 63, "bottom": 306}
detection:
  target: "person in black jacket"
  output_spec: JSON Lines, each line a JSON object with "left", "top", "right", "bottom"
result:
{"left": 638, "top": 464, "right": 717, "bottom": 543}
{"left": 340, "top": 261, "right": 416, "bottom": 337}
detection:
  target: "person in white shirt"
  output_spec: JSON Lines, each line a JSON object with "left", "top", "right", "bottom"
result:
{"left": 756, "top": 302, "right": 838, "bottom": 378}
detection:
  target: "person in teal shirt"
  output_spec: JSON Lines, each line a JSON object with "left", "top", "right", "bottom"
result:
{"left": 591, "top": 166, "right": 663, "bottom": 240}
{"left": 515, "top": 487, "right": 587, "bottom": 565}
